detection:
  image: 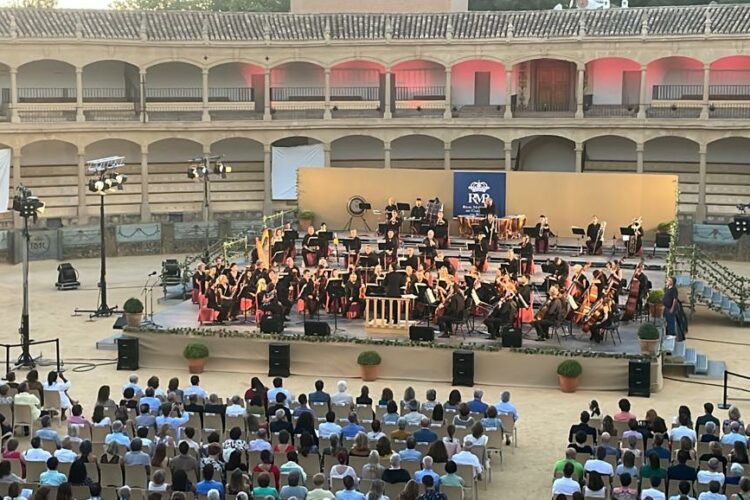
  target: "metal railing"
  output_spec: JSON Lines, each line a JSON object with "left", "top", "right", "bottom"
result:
{"left": 708, "top": 103, "right": 750, "bottom": 119}
{"left": 82, "top": 88, "right": 132, "bottom": 101}
{"left": 331, "top": 86, "right": 379, "bottom": 100}
{"left": 515, "top": 101, "right": 573, "bottom": 113}
{"left": 208, "top": 87, "right": 253, "bottom": 102}
{"left": 145, "top": 88, "right": 202, "bottom": 101}
{"left": 271, "top": 87, "right": 324, "bottom": 101}
{"left": 584, "top": 104, "right": 639, "bottom": 117}
{"left": 18, "top": 88, "right": 76, "bottom": 101}
{"left": 653, "top": 84, "right": 750, "bottom": 100}
{"left": 0, "top": 338, "right": 61, "bottom": 375}
{"left": 646, "top": 103, "right": 702, "bottom": 119}
{"left": 718, "top": 370, "right": 750, "bottom": 410}
{"left": 394, "top": 86, "right": 445, "bottom": 100}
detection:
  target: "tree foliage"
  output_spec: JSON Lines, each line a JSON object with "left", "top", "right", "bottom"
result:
{"left": 111, "top": 0, "right": 288, "bottom": 11}
{"left": 0, "top": 0, "right": 57, "bottom": 7}
{"left": 469, "top": 0, "right": 750, "bottom": 9}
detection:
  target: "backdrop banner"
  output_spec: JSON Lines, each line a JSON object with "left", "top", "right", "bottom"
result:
{"left": 271, "top": 144, "right": 324, "bottom": 200}
{"left": 452, "top": 171, "right": 506, "bottom": 217}
{"left": 0, "top": 149, "right": 10, "bottom": 212}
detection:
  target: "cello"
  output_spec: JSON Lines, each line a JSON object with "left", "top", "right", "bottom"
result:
{"left": 622, "top": 264, "right": 643, "bottom": 321}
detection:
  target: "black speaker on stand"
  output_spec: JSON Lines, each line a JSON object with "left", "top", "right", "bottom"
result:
{"left": 628, "top": 359, "right": 651, "bottom": 397}
{"left": 116, "top": 337, "right": 139, "bottom": 370}
{"left": 269, "top": 342, "right": 290, "bottom": 377}
{"left": 452, "top": 350, "right": 474, "bottom": 387}
{"left": 501, "top": 326, "right": 522, "bottom": 347}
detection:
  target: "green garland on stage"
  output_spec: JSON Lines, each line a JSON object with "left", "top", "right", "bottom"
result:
{"left": 127, "top": 326, "right": 657, "bottom": 361}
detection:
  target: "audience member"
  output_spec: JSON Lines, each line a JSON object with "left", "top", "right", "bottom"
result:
{"left": 280, "top": 470, "right": 307, "bottom": 500}
{"left": 382, "top": 454, "right": 410, "bottom": 484}
{"left": 308, "top": 473, "right": 336, "bottom": 500}
{"left": 553, "top": 448, "right": 583, "bottom": 480}
{"left": 331, "top": 381, "right": 353, "bottom": 407}
{"left": 341, "top": 414, "right": 365, "bottom": 439}
{"left": 641, "top": 476, "right": 666, "bottom": 500}
{"left": 569, "top": 411, "right": 598, "bottom": 445}
{"left": 612, "top": 472, "right": 637, "bottom": 500}
{"left": 335, "top": 475, "right": 365, "bottom": 500}
{"left": 39, "top": 457, "right": 66, "bottom": 486}
{"left": 418, "top": 474, "right": 446, "bottom": 500}
{"left": 552, "top": 462, "right": 581, "bottom": 496}
{"left": 697, "top": 480, "right": 726, "bottom": 500}
{"left": 697, "top": 403, "right": 721, "bottom": 433}
{"left": 362, "top": 450, "right": 386, "bottom": 480}
{"left": 668, "top": 450, "right": 698, "bottom": 482}
{"left": 614, "top": 398, "right": 636, "bottom": 423}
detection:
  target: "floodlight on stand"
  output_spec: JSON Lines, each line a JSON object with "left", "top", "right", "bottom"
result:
{"left": 186, "top": 154, "right": 229, "bottom": 262}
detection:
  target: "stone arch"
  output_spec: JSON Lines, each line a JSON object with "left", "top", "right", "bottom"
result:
{"left": 17, "top": 60, "right": 76, "bottom": 103}
{"left": 330, "top": 135, "right": 384, "bottom": 168}
{"left": 450, "top": 59, "right": 508, "bottom": 108}
{"left": 583, "top": 135, "right": 637, "bottom": 173}
{"left": 583, "top": 57, "right": 642, "bottom": 112}
{"left": 144, "top": 62, "right": 203, "bottom": 106}
{"left": 515, "top": 135, "right": 576, "bottom": 172}
{"left": 20, "top": 139, "right": 79, "bottom": 219}
{"left": 209, "top": 138, "right": 265, "bottom": 213}
{"left": 146, "top": 138, "right": 206, "bottom": 218}
{"left": 82, "top": 60, "right": 141, "bottom": 104}
{"left": 643, "top": 136, "right": 700, "bottom": 174}
{"left": 391, "top": 134, "right": 444, "bottom": 170}
{"left": 450, "top": 135, "right": 504, "bottom": 170}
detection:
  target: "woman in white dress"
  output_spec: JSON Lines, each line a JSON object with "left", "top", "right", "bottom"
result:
{"left": 45, "top": 371, "right": 73, "bottom": 419}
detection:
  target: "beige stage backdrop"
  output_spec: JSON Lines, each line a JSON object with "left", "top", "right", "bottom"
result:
{"left": 298, "top": 168, "right": 677, "bottom": 236}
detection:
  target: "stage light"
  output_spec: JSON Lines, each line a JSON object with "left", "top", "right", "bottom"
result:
{"left": 213, "top": 161, "right": 232, "bottom": 178}
{"left": 186, "top": 154, "right": 229, "bottom": 262}
{"left": 187, "top": 166, "right": 198, "bottom": 179}
{"left": 728, "top": 215, "right": 750, "bottom": 240}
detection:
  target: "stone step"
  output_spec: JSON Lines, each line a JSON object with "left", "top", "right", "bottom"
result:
{"left": 688, "top": 360, "right": 727, "bottom": 380}
{"left": 685, "top": 347, "right": 698, "bottom": 367}
{"left": 695, "top": 353, "right": 709, "bottom": 375}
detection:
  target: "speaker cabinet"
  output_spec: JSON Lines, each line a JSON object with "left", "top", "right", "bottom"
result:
{"left": 628, "top": 359, "right": 651, "bottom": 397}
{"left": 501, "top": 327, "right": 522, "bottom": 348}
{"left": 655, "top": 232, "right": 671, "bottom": 249}
{"left": 452, "top": 350, "right": 474, "bottom": 387}
{"left": 116, "top": 337, "right": 139, "bottom": 371}
{"left": 409, "top": 325, "right": 435, "bottom": 342}
{"left": 304, "top": 321, "right": 331, "bottom": 337}
{"left": 269, "top": 343, "right": 290, "bottom": 377}
{"left": 260, "top": 316, "right": 284, "bottom": 334}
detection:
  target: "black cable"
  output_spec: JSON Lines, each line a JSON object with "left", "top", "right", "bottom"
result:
{"left": 34, "top": 357, "right": 117, "bottom": 373}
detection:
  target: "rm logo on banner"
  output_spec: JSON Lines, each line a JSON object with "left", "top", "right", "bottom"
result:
{"left": 453, "top": 171, "right": 506, "bottom": 217}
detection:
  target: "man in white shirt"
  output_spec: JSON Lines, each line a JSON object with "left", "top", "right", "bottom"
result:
{"left": 330, "top": 380, "right": 353, "bottom": 407}
{"left": 182, "top": 375, "right": 208, "bottom": 400}
{"left": 24, "top": 437, "right": 52, "bottom": 462}
{"left": 670, "top": 414, "right": 697, "bottom": 445}
{"left": 552, "top": 463, "right": 581, "bottom": 496}
{"left": 451, "top": 443, "right": 483, "bottom": 478}
{"left": 225, "top": 396, "right": 246, "bottom": 417}
{"left": 53, "top": 438, "right": 77, "bottom": 463}
{"left": 318, "top": 411, "right": 343, "bottom": 438}
{"left": 584, "top": 447, "right": 614, "bottom": 477}
{"left": 123, "top": 374, "right": 144, "bottom": 398}
{"left": 668, "top": 480, "right": 696, "bottom": 500}
{"left": 697, "top": 458, "right": 725, "bottom": 485}
{"left": 697, "top": 480, "right": 727, "bottom": 500}
{"left": 266, "top": 377, "right": 293, "bottom": 408}
{"left": 641, "top": 476, "right": 666, "bottom": 500}
{"left": 248, "top": 429, "right": 272, "bottom": 452}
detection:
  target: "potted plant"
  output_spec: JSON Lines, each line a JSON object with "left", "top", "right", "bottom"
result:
{"left": 123, "top": 298, "right": 144, "bottom": 328}
{"left": 638, "top": 323, "right": 660, "bottom": 354}
{"left": 298, "top": 210, "right": 314, "bottom": 231}
{"left": 357, "top": 350, "right": 382, "bottom": 381}
{"left": 556, "top": 359, "right": 582, "bottom": 393}
{"left": 183, "top": 343, "right": 210, "bottom": 374}
{"left": 647, "top": 289, "right": 665, "bottom": 318}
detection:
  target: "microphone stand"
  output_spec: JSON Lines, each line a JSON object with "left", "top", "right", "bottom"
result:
{"left": 141, "top": 274, "right": 158, "bottom": 327}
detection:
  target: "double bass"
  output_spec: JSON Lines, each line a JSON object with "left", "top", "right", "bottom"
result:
{"left": 573, "top": 272, "right": 600, "bottom": 324}
{"left": 581, "top": 280, "right": 616, "bottom": 333}
{"left": 622, "top": 265, "right": 643, "bottom": 321}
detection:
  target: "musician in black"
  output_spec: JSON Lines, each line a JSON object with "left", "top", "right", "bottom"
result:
{"left": 550, "top": 257, "right": 570, "bottom": 288}
{"left": 435, "top": 251, "right": 455, "bottom": 276}
{"left": 384, "top": 197, "right": 399, "bottom": 222}
{"left": 518, "top": 235, "right": 534, "bottom": 275}
{"left": 627, "top": 219, "right": 644, "bottom": 257}
{"left": 472, "top": 233, "right": 490, "bottom": 270}
{"left": 569, "top": 264, "right": 590, "bottom": 301}
{"left": 483, "top": 213, "right": 498, "bottom": 251}
{"left": 192, "top": 263, "right": 207, "bottom": 296}
{"left": 438, "top": 282, "right": 465, "bottom": 338}
{"left": 589, "top": 297, "right": 617, "bottom": 344}
{"left": 301, "top": 226, "right": 318, "bottom": 267}
{"left": 383, "top": 263, "right": 406, "bottom": 323}
{"left": 344, "top": 272, "right": 363, "bottom": 318}
{"left": 316, "top": 223, "right": 330, "bottom": 260}
{"left": 482, "top": 197, "right": 497, "bottom": 217}
{"left": 382, "top": 229, "right": 399, "bottom": 268}
{"left": 401, "top": 247, "right": 419, "bottom": 271}
{"left": 410, "top": 198, "right": 426, "bottom": 234}
{"left": 214, "top": 256, "right": 226, "bottom": 276}
{"left": 517, "top": 275, "right": 532, "bottom": 307}
{"left": 269, "top": 270, "right": 291, "bottom": 320}
{"left": 282, "top": 224, "right": 297, "bottom": 261}
{"left": 586, "top": 215, "right": 603, "bottom": 255}
{"left": 506, "top": 249, "right": 520, "bottom": 279}
{"left": 533, "top": 285, "right": 563, "bottom": 341}
{"left": 213, "top": 274, "right": 231, "bottom": 323}
{"left": 484, "top": 290, "right": 518, "bottom": 339}
{"left": 422, "top": 230, "right": 438, "bottom": 268}
{"left": 260, "top": 282, "right": 284, "bottom": 323}
{"left": 344, "top": 228, "right": 362, "bottom": 268}
{"left": 226, "top": 263, "right": 240, "bottom": 289}
{"left": 297, "top": 269, "right": 317, "bottom": 316}
{"left": 433, "top": 211, "right": 449, "bottom": 249}
{"left": 386, "top": 211, "right": 401, "bottom": 237}
{"left": 534, "top": 215, "right": 555, "bottom": 254}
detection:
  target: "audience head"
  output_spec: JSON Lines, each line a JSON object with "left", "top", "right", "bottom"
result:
{"left": 620, "top": 472, "right": 632, "bottom": 487}
{"left": 618, "top": 398, "right": 631, "bottom": 412}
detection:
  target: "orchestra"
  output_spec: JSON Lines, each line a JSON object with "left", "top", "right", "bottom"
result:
{"left": 190, "top": 196, "right": 653, "bottom": 350}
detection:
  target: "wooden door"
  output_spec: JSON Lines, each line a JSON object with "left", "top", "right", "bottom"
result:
{"left": 474, "top": 72, "right": 491, "bottom": 106}
{"left": 534, "top": 60, "right": 572, "bottom": 111}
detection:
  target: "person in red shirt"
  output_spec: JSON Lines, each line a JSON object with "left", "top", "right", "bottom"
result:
{"left": 613, "top": 398, "right": 637, "bottom": 423}
{"left": 251, "top": 449, "right": 280, "bottom": 489}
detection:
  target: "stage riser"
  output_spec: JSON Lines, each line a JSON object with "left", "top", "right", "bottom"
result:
{"left": 129, "top": 331, "right": 663, "bottom": 392}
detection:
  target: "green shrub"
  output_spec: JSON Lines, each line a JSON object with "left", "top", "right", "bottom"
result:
{"left": 357, "top": 350, "right": 382, "bottom": 366}
{"left": 557, "top": 359, "right": 582, "bottom": 378}
{"left": 298, "top": 210, "right": 314, "bottom": 220}
{"left": 638, "top": 323, "right": 660, "bottom": 340}
{"left": 183, "top": 343, "right": 209, "bottom": 359}
{"left": 657, "top": 221, "right": 673, "bottom": 233}
{"left": 123, "top": 297, "right": 144, "bottom": 314}
{"left": 647, "top": 289, "right": 665, "bottom": 304}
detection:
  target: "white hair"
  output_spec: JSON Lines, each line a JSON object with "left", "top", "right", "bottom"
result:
{"left": 337, "top": 380, "right": 348, "bottom": 392}
{"left": 207, "top": 489, "right": 220, "bottom": 500}
{"left": 129, "top": 374, "right": 138, "bottom": 383}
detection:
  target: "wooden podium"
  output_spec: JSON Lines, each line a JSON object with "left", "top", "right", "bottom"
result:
{"left": 364, "top": 295, "right": 416, "bottom": 335}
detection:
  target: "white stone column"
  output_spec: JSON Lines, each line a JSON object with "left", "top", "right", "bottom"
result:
{"left": 139, "top": 69, "right": 147, "bottom": 122}
{"left": 444, "top": 67, "right": 452, "bottom": 119}
{"left": 75, "top": 67, "right": 84, "bottom": 122}
{"left": 701, "top": 63, "right": 711, "bottom": 120}
{"left": 324, "top": 143, "right": 331, "bottom": 167}
{"left": 77, "top": 149, "right": 88, "bottom": 223}
{"left": 202, "top": 68, "right": 210, "bottom": 122}
{"left": 444, "top": 143, "right": 451, "bottom": 170}
{"left": 10, "top": 68, "right": 19, "bottom": 123}
{"left": 637, "top": 64, "right": 647, "bottom": 119}
{"left": 575, "top": 142, "right": 584, "bottom": 173}
{"left": 384, "top": 141, "right": 391, "bottom": 169}
{"left": 504, "top": 143, "right": 513, "bottom": 171}
{"left": 140, "top": 146, "right": 150, "bottom": 221}
{"left": 263, "top": 143, "right": 272, "bottom": 214}
{"left": 575, "top": 64, "right": 585, "bottom": 119}
{"left": 504, "top": 68, "right": 513, "bottom": 119}
{"left": 697, "top": 143, "right": 708, "bottom": 221}
{"left": 384, "top": 70, "right": 392, "bottom": 119}
{"left": 636, "top": 143, "right": 644, "bottom": 173}
{"left": 264, "top": 68, "right": 272, "bottom": 121}
{"left": 324, "top": 68, "right": 332, "bottom": 120}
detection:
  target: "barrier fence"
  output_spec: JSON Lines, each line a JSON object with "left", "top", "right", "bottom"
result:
{"left": 0, "top": 338, "right": 61, "bottom": 375}
{"left": 718, "top": 370, "right": 750, "bottom": 409}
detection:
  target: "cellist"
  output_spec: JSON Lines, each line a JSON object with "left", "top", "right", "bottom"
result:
{"left": 588, "top": 296, "right": 617, "bottom": 344}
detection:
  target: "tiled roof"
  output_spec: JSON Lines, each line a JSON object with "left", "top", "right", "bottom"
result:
{"left": 0, "top": 4, "right": 748, "bottom": 42}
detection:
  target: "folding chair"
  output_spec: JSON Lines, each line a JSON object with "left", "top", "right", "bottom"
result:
{"left": 26, "top": 460, "right": 47, "bottom": 482}
{"left": 12, "top": 404, "right": 34, "bottom": 436}
{"left": 42, "top": 390, "right": 63, "bottom": 425}
{"left": 442, "top": 484, "right": 464, "bottom": 500}
{"left": 498, "top": 414, "right": 517, "bottom": 451}
{"left": 124, "top": 464, "right": 149, "bottom": 489}
{"left": 99, "top": 462, "right": 124, "bottom": 487}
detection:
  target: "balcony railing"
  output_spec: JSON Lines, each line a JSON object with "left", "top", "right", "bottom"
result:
{"left": 208, "top": 87, "right": 253, "bottom": 102}
{"left": 584, "top": 104, "right": 639, "bottom": 118}
{"left": 653, "top": 84, "right": 750, "bottom": 101}
{"left": 395, "top": 86, "right": 445, "bottom": 100}
{"left": 146, "top": 88, "right": 202, "bottom": 102}
{"left": 708, "top": 103, "right": 750, "bottom": 119}
{"left": 331, "top": 86, "right": 379, "bottom": 101}
{"left": 271, "top": 87, "right": 324, "bottom": 101}
{"left": 18, "top": 88, "right": 76, "bottom": 102}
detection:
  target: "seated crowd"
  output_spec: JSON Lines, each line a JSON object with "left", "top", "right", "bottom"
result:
{"left": 0, "top": 372, "right": 522, "bottom": 500}
{"left": 552, "top": 398, "right": 750, "bottom": 500}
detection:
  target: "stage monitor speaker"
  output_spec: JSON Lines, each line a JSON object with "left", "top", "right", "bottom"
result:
{"left": 260, "top": 316, "right": 285, "bottom": 334}
{"left": 501, "top": 327, "right": 522, "bottom": 348}
{"left": 55, "top": 262, "right": 80, "bottom": 290}
{"left": 628, "top": 359, "right": 651, "bottom": 397}
{"left": 452, "top": 350, "right": 474, "bottom": 387}
{"left": 116, "top": 337, "right": 139, "bottom": 371}
{"left": 655, "top": 232, "right": 671, "bottom": 249}
{"left": 409, "top": 325, "right": 435, "bottom": 342}
{"left": 304, "top": 321, "right": 331, "bottom": 337}
{"left": 269, "top": 342, "right": 290, "bottom": 377}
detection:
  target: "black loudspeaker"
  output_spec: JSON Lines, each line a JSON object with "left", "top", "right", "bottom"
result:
{"left": 116, "top": 337, "right": 139, "bottom": 371}
{"left": 55, "top": 263, "right": 80, "bottom": 290}
{"left": 628, "top": 359, "right": 651, "bottom": 397}
{"left": 304, "top": 321, "right": 331, "bottom": 337}
{"left": 452, "top": 350, "right": 474, "bottom": 387}
{"left": 409, "top": 325, "right": 435, "bottom": 342}
{"left": 655, "top": 232, "right": 671, "bottom": 249}
{"left": 501, "top": 327, "right": 522, "bottom": 348}
{"left": 260, "top": 316, "right": 284, "bottom": 333}
{"left": 269, "top": 343, "right": 290, "bottom": 377}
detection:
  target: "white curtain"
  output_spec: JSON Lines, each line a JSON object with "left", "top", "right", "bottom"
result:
{"left": 271, "top": 144, "right": 324, "bottom": 200}
{"left": 0, "top": 149, "right": 10, "bottom": 212}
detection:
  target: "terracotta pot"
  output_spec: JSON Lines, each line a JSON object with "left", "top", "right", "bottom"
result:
{"left": 359, "top": 364, "right": 380, "bottom": 382}
{"left": 649, "top": 303, "right": 664, "bottom": 319}
{"left": 558, "top": 375, "right": 580, "bottom": 393}
{"left": 187, "top": 358, "right": 207, "bottom": 374}
{"left": 125, "top": 312, "right": 143, "bottom": 328}
{"left": 639, "top": 338, "right": 659, "bottom": 354}
{"left": 299, "top": 219, "right": 313, "bottom": 231}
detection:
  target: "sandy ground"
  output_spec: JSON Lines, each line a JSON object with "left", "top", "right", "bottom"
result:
{"left": 1, "top": 254, "right": 749, "bottom": 499}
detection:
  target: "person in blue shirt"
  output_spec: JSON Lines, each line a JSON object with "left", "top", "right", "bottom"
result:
{"left": 466, "top": 390, "right": 488, "bottom": 415}
{"left": 335, "top": 475, "right": 365, "bottom": 500}
{"left": 341, "top": 413, "right": 365, "bottom": 440}
{"left": 35, "top": 415, "right": 61, "bottom": 449}
{"left": 195, "top": 463, "right": 225, "bottom": 499}
{"left": 398, "top": 438, "right": 423, "bottom": 462}
{"left": 721, "top": 421, "right": 748, "bottom": 445}
{"left": 644, "top": 433, "right": 671, "bottom": 460}
{"left": 105, "top": 421, "right": 131, "bottom": 449}
{"left": 480, "top": 406, "right": 504, "bottom": 432}
{"left": 139, "top": 387, "right": 161, "bottom": 413}
{"left": 413, "top": 418, "right": 439, "bottom": 444}
{"left": 155, "top": 403, "right": 190, "bottom": 434}
{"left": 308, "top": 379, "right": 331, "bottom": 409}
{"left": 39, "top": 457, "right": 67, "bottom": 486}
{"left": 414, "top": 456, "right": 441, "bottom": 487}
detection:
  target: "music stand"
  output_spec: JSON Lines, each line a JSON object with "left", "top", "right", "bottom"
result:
{"left": 377, "top": 223, "right": 387, "bottom": 236}
{"left": 326, "top": 278, "right": 345, "bottom": 333}
{"left": 571, "top": 226, "right": 586, "bottom": 256}
{"left": 522, "top": 226, "right": 537, "bottom": 237}
{"left": 396, "top": 202, "right": 410, "bottom": 212}
{"left": 620, "top": 226, "right": 635, "bottom": 257}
